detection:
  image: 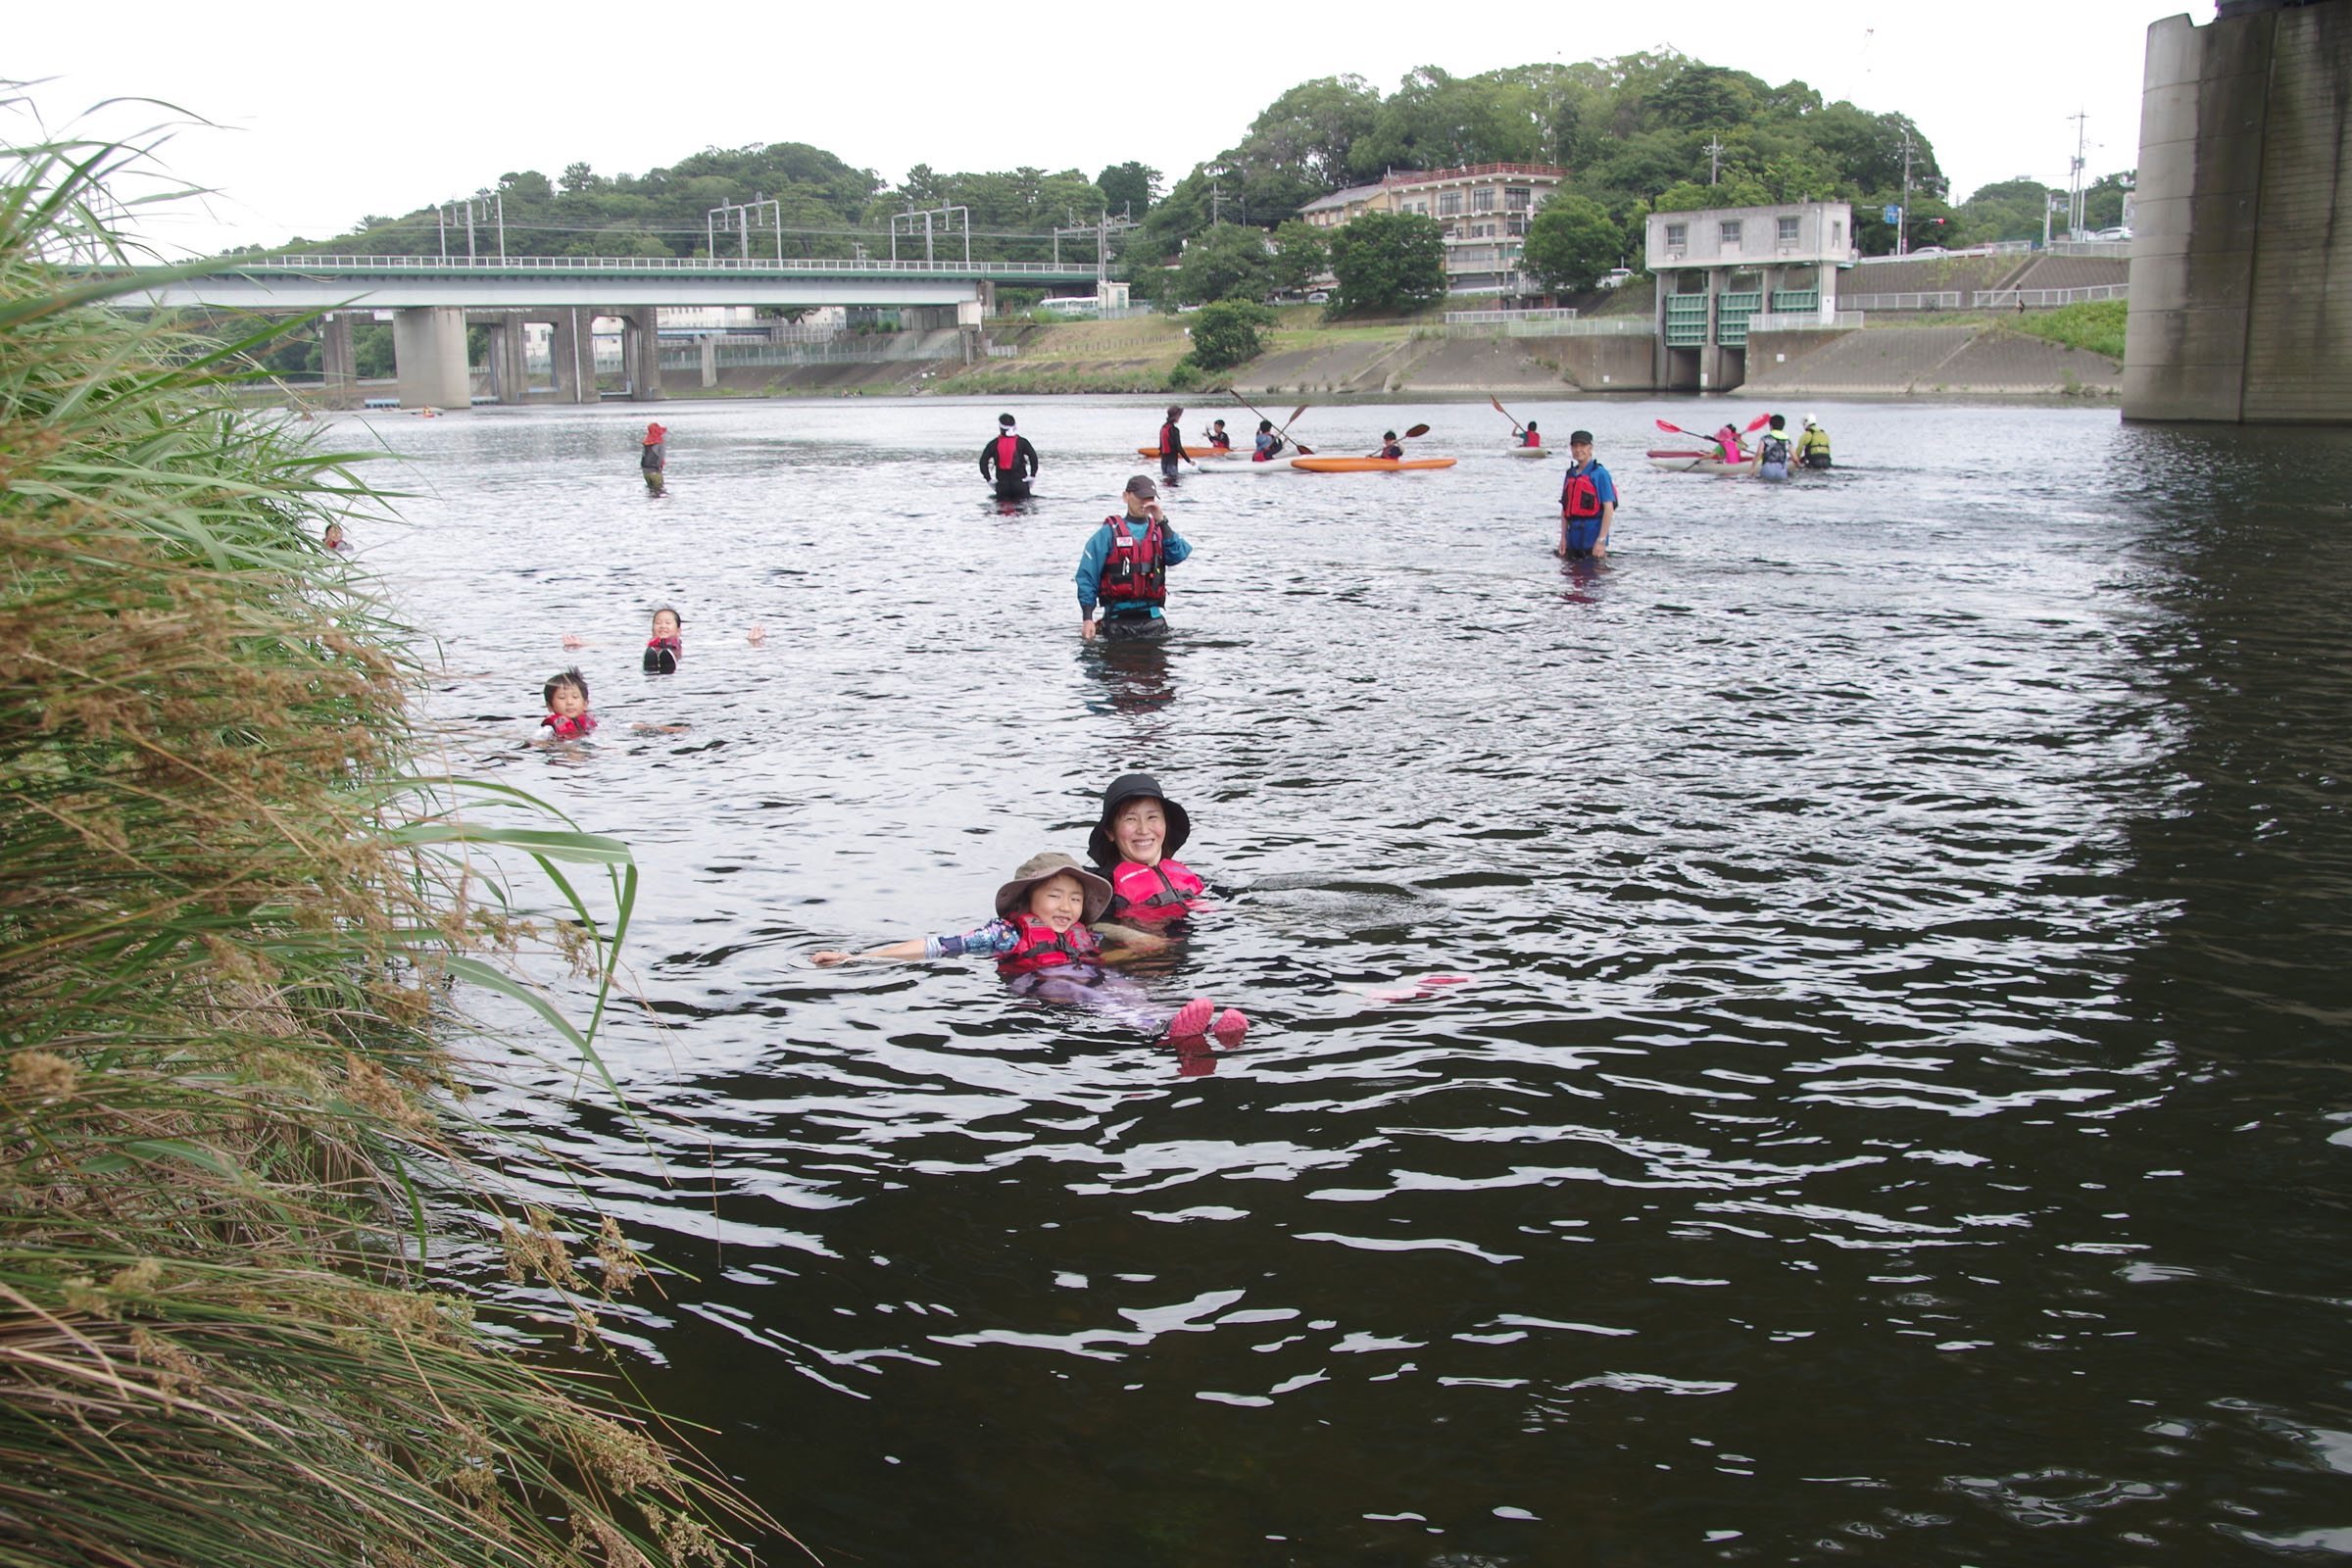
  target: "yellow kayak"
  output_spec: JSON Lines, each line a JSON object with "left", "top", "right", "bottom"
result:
{"left": 1290, "top": 457, "right": 1458, "bottom": 472}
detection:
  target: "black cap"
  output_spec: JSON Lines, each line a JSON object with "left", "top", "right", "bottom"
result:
{"left": 1569, "top": 429, "right": 1593, "bottom": 445}
{"left": 1088, "top": 772, "right": 1191, "bottom": 867}
{"left": 999, "top": 413, "right": 1016, "bottom": 427}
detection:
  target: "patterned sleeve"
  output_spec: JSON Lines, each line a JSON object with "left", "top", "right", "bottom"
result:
{"left": 926, "top": 918, "right": 1021, "bottom": 959}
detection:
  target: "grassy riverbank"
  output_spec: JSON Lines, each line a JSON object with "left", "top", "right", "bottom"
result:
{"left": 2, "top": 132, "right": 765, "bottom": 1568}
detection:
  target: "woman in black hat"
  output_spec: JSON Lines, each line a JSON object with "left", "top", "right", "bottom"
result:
{"left": 1088, "top": 773, "right": 1209, "bottom": 943}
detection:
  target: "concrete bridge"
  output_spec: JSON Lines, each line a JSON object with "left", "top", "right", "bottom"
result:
{"left": 123, "top": 253, "right": 1108, "bottom": 408}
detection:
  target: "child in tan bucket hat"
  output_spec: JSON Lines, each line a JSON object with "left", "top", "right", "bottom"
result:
{"left": 814, "top": 852, "right": 1246, "bottom": 1045}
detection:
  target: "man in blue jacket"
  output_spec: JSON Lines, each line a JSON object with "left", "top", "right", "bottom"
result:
{"left": 1077, "top": 476, "right": 1193, "bottom": 640}
{"left": 1557, "top": 429, "right": 1618, "bottom": 561}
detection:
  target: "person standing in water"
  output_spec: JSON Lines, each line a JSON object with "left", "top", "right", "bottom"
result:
{"left": 640, "top": 421, "right": 667, "bottom": 493}
{"left": 1557, "top": 429, "right": 1618, "bottom": 562}
{"left": 980, "top": 412, "right": 1040, "bottom": 499}
{"left": 1078, "top": 476, "right": 1192, "bottom": 641}
{"left": 1157, "top": 405, "right": 1194, "bottom": 482}
{"left": 1756, "top": 415, "right": 1792, "bottom": 481}
{"left": 1796, "top": 415, "right": 1834, "bottom": 469}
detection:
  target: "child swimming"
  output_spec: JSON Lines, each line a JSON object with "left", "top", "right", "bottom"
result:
{"left": 812, "top": 851, "right": 1246, "bottom": 1044}
{"left": 540, "top": 666, "right": 596, "bottom": 740}
{"left": 643, "top": 607, "right": 682, "bottom": 673}
{"left": 1088, "top": 773, "right": 1208, "bottom": 944}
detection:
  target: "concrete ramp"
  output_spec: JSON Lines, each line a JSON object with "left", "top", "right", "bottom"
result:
{"left": 1393, "top": 336, "right": 1569, "bottom": 392}
{"left": 1237, "top": 337, "right": 1415, "bottom": 395}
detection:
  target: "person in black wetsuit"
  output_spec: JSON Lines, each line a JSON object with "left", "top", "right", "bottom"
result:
{"left": 980, "top": 413, "right": 1040, "bottom": 499}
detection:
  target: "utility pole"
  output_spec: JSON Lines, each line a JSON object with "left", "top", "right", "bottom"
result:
{"left": 437, "top": 205, "right": 446, "bottom": 260}
{"left": 2066, "top": 110, "right": 2089, "bottom": 239}
{"left": 494, "top": 192, "right": 505, "bottom": 260}
{"left": 1702, "top": 137, "right": 1726, "bottom": 186}
{"left": 1897, "top": 128, "right": 1914, "bottom": 257}
{"left": 1209, "top": 178, "right": 1223, "bottom": 226}
{"left": 464, "top": 198, "right": 476, "bottom": 262}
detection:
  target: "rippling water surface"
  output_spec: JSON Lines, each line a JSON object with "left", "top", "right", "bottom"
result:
{"left": 348, "top": 396, "right": 2352, "bottom": 1565}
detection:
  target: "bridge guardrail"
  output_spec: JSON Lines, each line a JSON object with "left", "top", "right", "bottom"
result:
{"left": 220, "top": 253, "right": 1103, "bottom": 278}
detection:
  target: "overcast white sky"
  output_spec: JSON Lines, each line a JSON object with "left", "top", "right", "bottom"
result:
{"left": 13, "top": 0, "right": 2198, "bottom": 256}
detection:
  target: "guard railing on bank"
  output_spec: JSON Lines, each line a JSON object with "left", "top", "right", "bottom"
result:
{"left": 1746, "top": 311, "right": 1868, "bottom": 333}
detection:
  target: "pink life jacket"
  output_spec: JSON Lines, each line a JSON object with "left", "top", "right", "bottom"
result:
{"left": 1523, "top": 429, "right": 1543, "bottom": 447}
{"left": 995, "top": 433, "right": 1022, "bottom": 473}
{"left": 541, "top": 712, "right": 597, "bottom": 740}
{"left": 1106, "top": 858, "right": 1205, "bottom": 924}
{"left": 996, "top": 912, "right": 1102, "bottom": 976}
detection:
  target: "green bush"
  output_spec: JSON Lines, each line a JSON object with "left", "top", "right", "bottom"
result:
{"left": 1186, "top": 300, "right": 1276, "bottom": 370}
{"left": 2016, "top": 298, "right": 2127, "bottom": 361}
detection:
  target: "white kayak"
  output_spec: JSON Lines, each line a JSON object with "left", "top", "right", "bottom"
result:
{"left": 1647, "top": 448, "right": 1762, "bottom": 475}
{"left": 1510, "top": 446, "right": 1550, "bottom": 459}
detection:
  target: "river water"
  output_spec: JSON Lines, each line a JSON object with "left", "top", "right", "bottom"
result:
{"left": 347, "top": 395, "right": 2352, "bottom": 1566}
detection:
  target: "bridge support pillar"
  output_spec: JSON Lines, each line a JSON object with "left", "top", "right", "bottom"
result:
{"left": 490, "top": 312, "right": 527, "bottom": 404}
{"left": 616, "top": 310, "right": 664, "bottom": 401}
{"left": 700, "top": 333, "right": 717, "bottom": 388}
{"left": 392, "top": 307, "right": 470, "bottom": 410}
{"left": 548, "top": 309, "right": 597, "bottom": 404}
{"left": 319, "top": 312, "right": 359, "bottom": 411}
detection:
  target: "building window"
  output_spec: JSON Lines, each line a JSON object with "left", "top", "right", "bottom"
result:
{"left": 1439, "top": 191, "right": 1463, "bottom": 216}
{"left": 1832, "top": 220, "right": 1843, "bottom": 247}
{"left": 1720, "top": 220, "right": 1743, "bottom": 248}
{"left": 1505, "top": 186, "right": 1533, "bottom": 211}
{"left": 1505, "top": 214, "right": 1527, "bottom": 237}
{"left": 1778, "top": 216, "right": 1800, "bottom": 245}
{"left": 1473, "top": 187, "right": 1496, "bottom": 213}
{"left": 1665, "top": 222, "right": 1688, "bottom": 252}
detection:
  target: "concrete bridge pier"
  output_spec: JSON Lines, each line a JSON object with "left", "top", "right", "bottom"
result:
{"left": 615, "top": 310, "right": 664, "bottom": 401}
{"left": 464, "top": 310, "right": 529, "bottom": 404}
{"left": 547, "top": 309, "right": 597, "bottom": 404}
{"left": 318, "top": 312, "right": 360, "bottom": 410}
{"left": 392, "top": 307, "right": 470, "bottom": 410}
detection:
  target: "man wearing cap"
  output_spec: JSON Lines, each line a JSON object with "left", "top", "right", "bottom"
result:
{"left": 980, "top": 412, "right": 1040, "bottom": 500}
{"left": 1157, "top": 405, "right": 1194, "bottom": 482}
{"left": 1557, "top": 428, "right": 1617, "bottom": 561}
{"left": 1076, "top": 475, "right": 1193, "bottom": 641}
{"left": 640, "top": 421, "right": 667, "bottom": 493}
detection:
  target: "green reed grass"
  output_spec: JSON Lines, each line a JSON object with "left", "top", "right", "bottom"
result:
{"left": 0, "top": 118, "right": 780, "bottom": 1567}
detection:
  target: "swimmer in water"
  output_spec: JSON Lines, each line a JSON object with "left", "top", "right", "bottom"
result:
{"left": 643, "top": 607, "right": 682, "bottom": 673}
{"left": 540, "top": 666, "right": 596, "bottom": 740}
{"left": 812, "top": 852, "right": 1247, "bottom": 1045}
{"left": 1087, "top": 773, "right": 1208, "bottom": 950}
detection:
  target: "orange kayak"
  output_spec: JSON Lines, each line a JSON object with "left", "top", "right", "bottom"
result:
{"left": 1290, "top": 457, "right": 1458, "bottom": 473}
{"left": 1135, "top": 446, "right": 1238, "bottom": 459}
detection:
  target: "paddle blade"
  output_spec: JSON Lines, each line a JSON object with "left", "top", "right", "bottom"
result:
{"left": 1403, "top": 423, "right": 1431, "bottom": 439}
{"left": 1742, "top": 414, "right": 1773, "bottom": 432}
{"left": 1655, "top": 417, "right": 1695, "bottom": 436}
{"left": 1293, "top": 441, "right": 1315, "bottom": 455}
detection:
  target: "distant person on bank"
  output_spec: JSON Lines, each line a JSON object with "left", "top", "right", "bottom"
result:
{"left": 980, "top": 412, "right": 1040, "bottom": 498}
{"left": 1078, "top": 475, "right": 1192, "bottom": 641}
{"left": 1557, "top": 429, "right": 1617, "bottom": 561}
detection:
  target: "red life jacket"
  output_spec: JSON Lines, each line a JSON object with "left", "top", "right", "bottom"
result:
{"left": 1099, "top": 514, "right": 1166, "bottom": 605}
{"left": 995, "top": 433, "right": 1022, "bottom": 474}
{"left": 1159, "top": 422, "right": 1182, "bottom": 457}
{"left": 1106, "top": 858, "right": 1205, "bottom": 924}
{"left": 996, "top": 912, "right": 1102, "bottom": 976}
{"left": 1523, "top": 430, "right": 1543, "bottom": 447}
{"left": 1208, "top": 431, "right": 1232, "bottom": 449}
{"left": 541, "top": 712, "right": 597, "bottom": 740}
{"left": 1562, "top": 466, "right": 1603, "bottom": 518}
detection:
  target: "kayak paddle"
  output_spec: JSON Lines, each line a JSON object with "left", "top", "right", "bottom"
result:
{"left": 1654, "top": 414, "right": 1771, "bottom": 443}
{"left": 1490, "top": 395, "right": 1527, "bottom": 436}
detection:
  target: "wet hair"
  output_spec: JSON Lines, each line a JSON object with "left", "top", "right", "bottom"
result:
{"left": 1211, "top": 418, "right": 1227, "bottom": 427}
{"left": 1526, "top": 421, "right": 1538, "bottom": 430}
{"left": 650, "top": 605, "right": 683, "bottom": 631}
{"left": 1769, "top": 414, "right": 1786, "bottom": 430}
{"left": 543, "top": 666, "right": 589, "bottom": 709}
{"left": 1383, "top": 430, "right": 1397, "bottom": 441}
{"left": 1257, "top": 419, "right": 1273, "bottom": 432}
